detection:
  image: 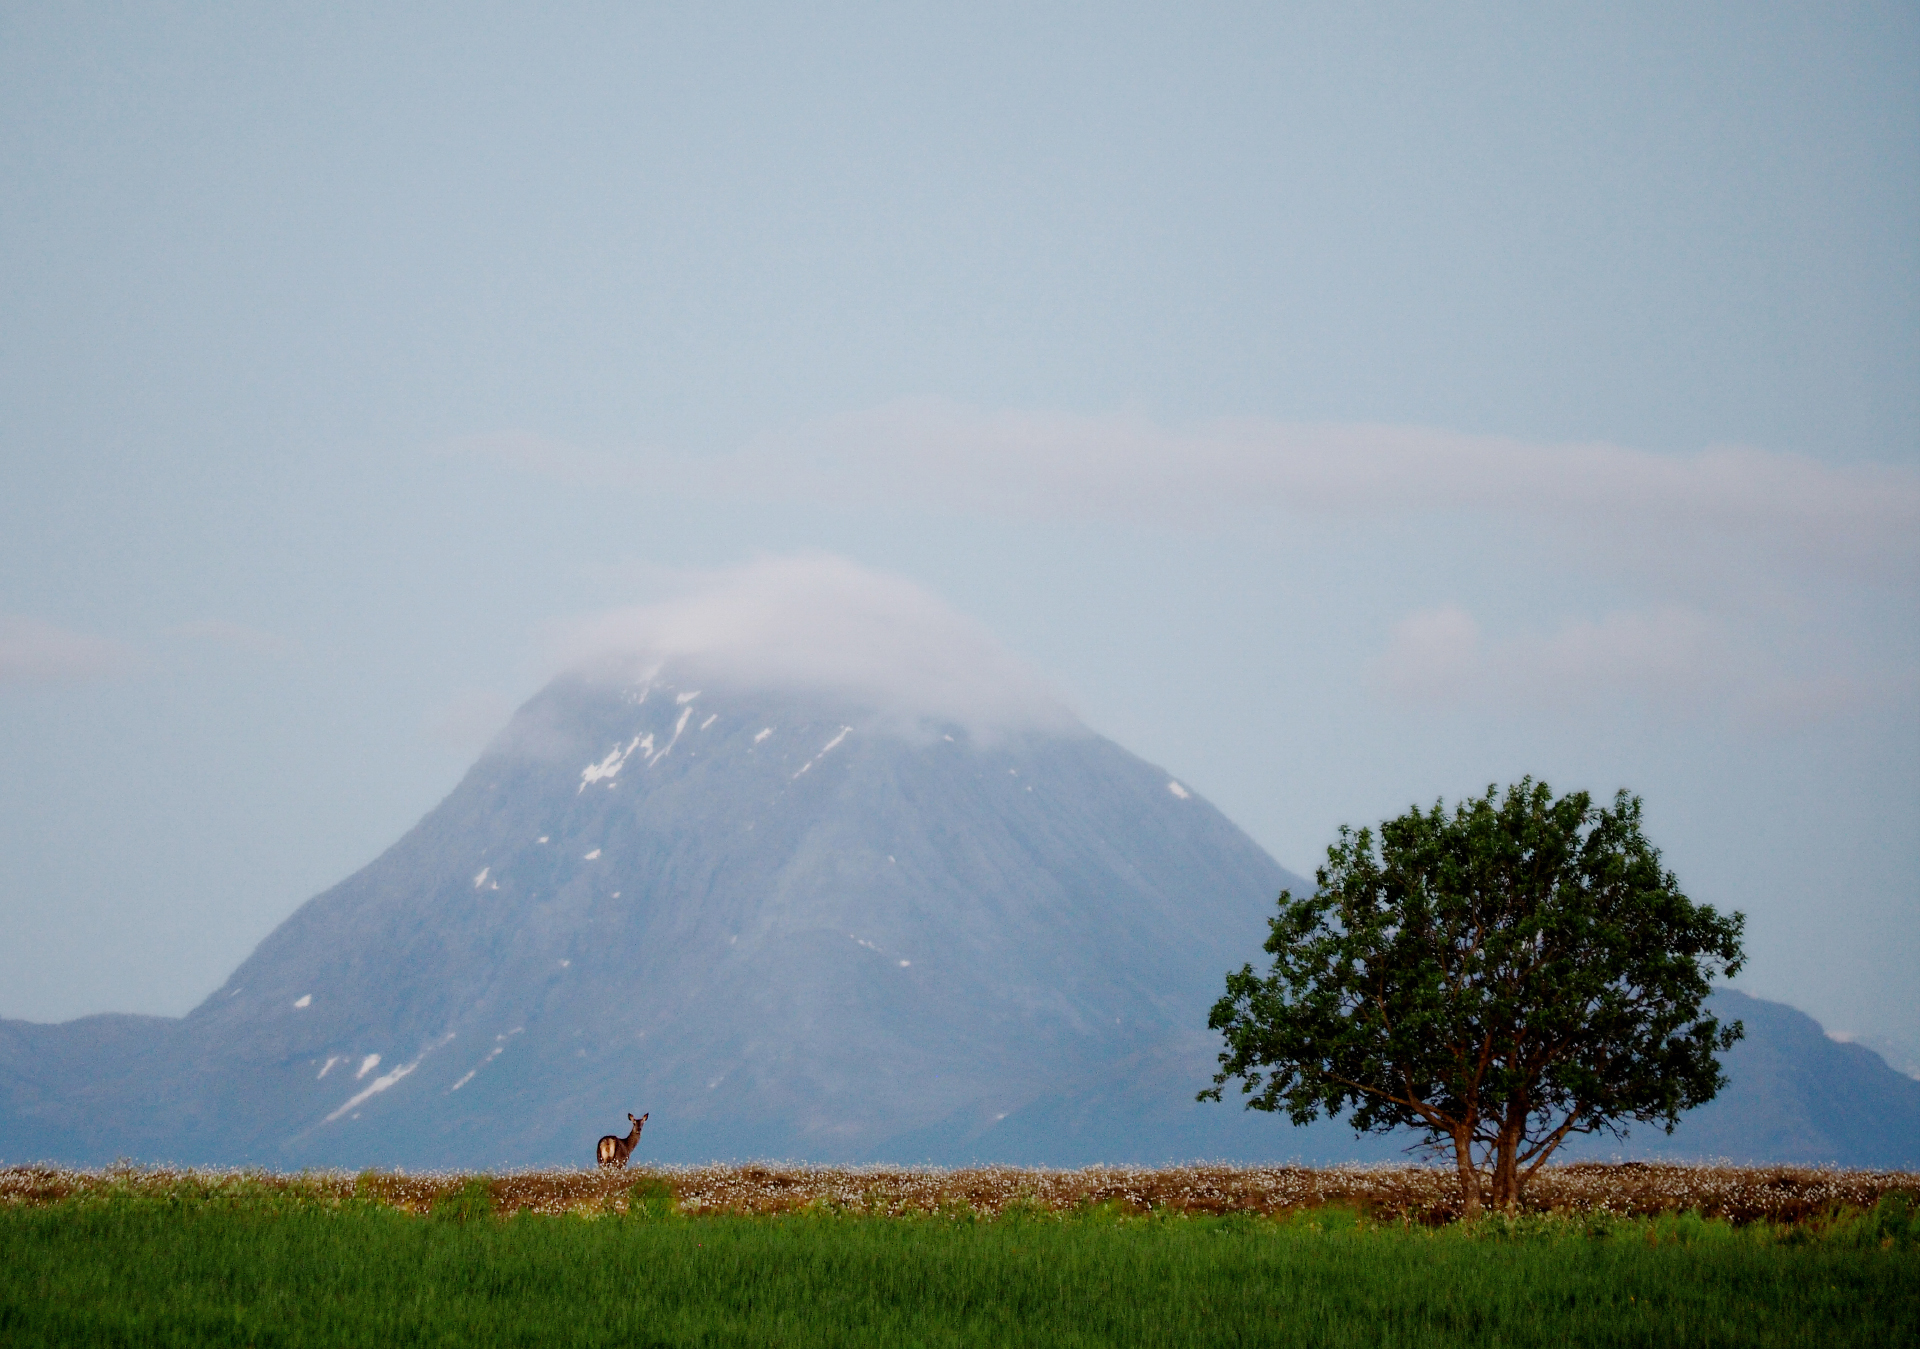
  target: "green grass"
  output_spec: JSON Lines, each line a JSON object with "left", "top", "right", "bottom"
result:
{"left": 2, "top": 1198, "right": 1914, "bottom": 1347}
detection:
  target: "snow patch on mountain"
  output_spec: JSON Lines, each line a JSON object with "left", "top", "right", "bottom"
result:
{"left": 325, "top": 1060, "right": 416, "bottom": 1123}
{"left": 648, "top": 706, "right": 692, "bottom": 763}
{"left": 580, "top": 736, "right": 646, "bottom": 791}
{"left": 793, "top": 725, "right": 854, "bottom": 779}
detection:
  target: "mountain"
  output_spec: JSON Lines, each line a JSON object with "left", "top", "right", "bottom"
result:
{"left": 2, "top": 671, "right": 1301, "bottom": 1167}
{"left": 1002, "top": 989, "right": 1920, "bottom": 1170}
{"left": 1584, "top": 989, "right": 1920, "bottom": 1168}
{"left": 3, "top": 672, "right": 1916, "bottom": 1170}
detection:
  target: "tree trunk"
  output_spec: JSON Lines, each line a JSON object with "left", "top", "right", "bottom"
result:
{"left": 1489, "top": 1100, "right": 1531, "bottom": 1212}
{"left": 1489, "top": 1122, "right": 1520, "bottom": 1213}
{"left": 1451, "top": 1126, "right": 1481, "bottom": 1219}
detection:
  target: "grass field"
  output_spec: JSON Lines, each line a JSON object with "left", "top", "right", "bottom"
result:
{"left": 3, "top": 1165, "right": 1915, "bottom": 1347}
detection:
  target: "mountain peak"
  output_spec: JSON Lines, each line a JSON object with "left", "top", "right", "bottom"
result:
{"left": 547, "top": 556, "right": 1079, "bottom": 740}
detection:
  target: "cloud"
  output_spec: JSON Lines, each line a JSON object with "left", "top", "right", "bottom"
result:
{"left": 1732, "top": 670, "right": 1920, "bottom": 736}
{"left": 733, "top": 399, "right": 1918, "bottom": 588}
{"left": 548, "top": 554, "right": 1076, "bottom": 736}
{"left": 0, "top": 617, "right": 137, "bottom": 684}
{"left": 1370, "top": 604, "right": 1916, "bottom": 732}
{"left": 440, "top": 404, "right": 1915, "bottom": 737}
{"left": 175, "top": 619, "right": 295, "bottom": 658}
{"left": 436, "top": 402, "right": 1918, "bottom": 593}
{"left": 1369, "top": 607, "right": 1486, "bottom": 706}
{"left": 1372, "top": 606, "right": 1736, "bottom": 714}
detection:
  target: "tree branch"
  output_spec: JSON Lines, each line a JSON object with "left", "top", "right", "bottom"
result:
{"left": 1516, "top": 1110, "right": 1584, "bottom": 1179}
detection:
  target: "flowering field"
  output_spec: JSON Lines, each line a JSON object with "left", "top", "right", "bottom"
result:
{"left": 3, "top": 1164, "right": 1915, "bottom": 1346}
{"left": 4, "top": 1160, "right": 1915, "bottom": 1225}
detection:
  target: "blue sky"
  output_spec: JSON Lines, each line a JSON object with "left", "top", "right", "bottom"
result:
{"left": 2, "top": 3, "right": 1915, "bottom": 1067}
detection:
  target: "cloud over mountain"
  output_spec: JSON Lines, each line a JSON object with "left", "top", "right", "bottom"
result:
{"left": 461, "top": 405, "right": 1914, "bottom": 735}
{"left": 548, "top": 554, "right": 1076, "bottom": 738}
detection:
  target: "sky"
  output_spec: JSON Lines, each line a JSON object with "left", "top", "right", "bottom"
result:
{"left": 2, "top": 3, "right": 1915, "bottom": 1069}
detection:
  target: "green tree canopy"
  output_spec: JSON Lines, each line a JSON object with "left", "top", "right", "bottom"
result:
{"left": 1203, "top": 779, "right": 1745, "bottom": 1214}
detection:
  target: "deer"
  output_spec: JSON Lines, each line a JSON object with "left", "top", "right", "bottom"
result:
{"left": 596, "top": 1112, "right": 648, "bottom": 1169}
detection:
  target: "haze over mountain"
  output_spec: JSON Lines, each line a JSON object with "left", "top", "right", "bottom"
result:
{"left": 3, "top": 564, "right": 1915, "bottom": 1169}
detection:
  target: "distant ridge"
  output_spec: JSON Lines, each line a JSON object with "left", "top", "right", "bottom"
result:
{"left": 3, "top": 673, "right": 1916, "bottom": 1170}
{"left": 1586, "top": 989, "right": 1920, "bottom": 1169}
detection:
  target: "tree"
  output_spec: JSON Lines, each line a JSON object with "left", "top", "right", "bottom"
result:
{"left": 1201, "top": 779, "right": 1745, "bottom": 1216}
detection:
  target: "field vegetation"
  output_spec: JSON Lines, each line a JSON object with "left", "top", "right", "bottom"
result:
{"left": 7, "top": 1159, "right": 1914, "bottom": 1223}
{"left": 3, "top": 1163, "right": 1915, "bottom": 1346}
